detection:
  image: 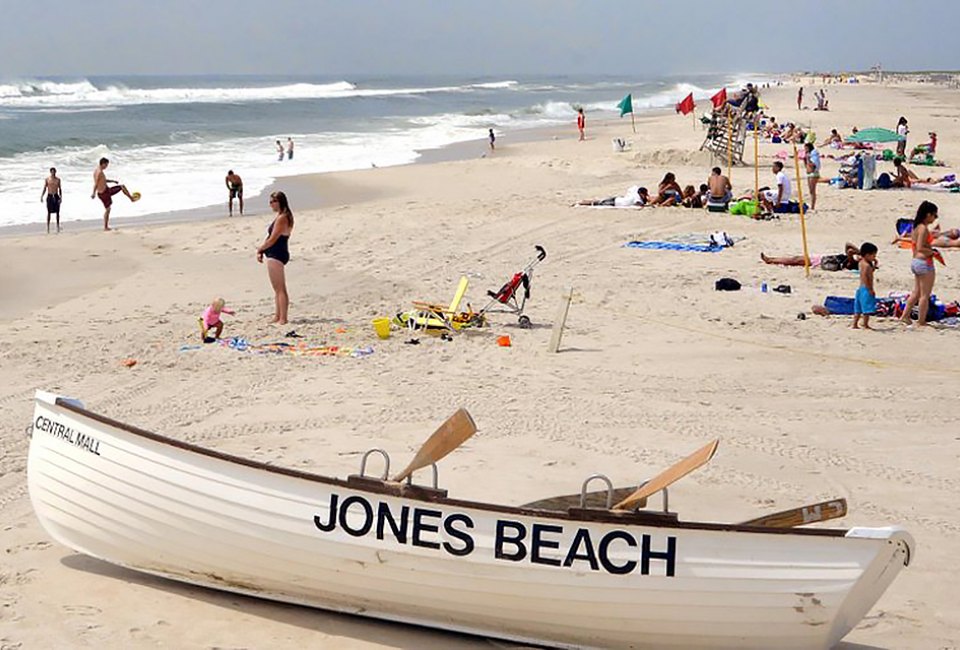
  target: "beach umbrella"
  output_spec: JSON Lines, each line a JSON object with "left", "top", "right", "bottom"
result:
{"left": 846, "top": 127, "right": 903, "bottom": 143}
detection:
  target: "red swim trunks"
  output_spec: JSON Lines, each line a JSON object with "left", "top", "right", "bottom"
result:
{"left": 98, "top": 185, "right": 123, "bottom": 208}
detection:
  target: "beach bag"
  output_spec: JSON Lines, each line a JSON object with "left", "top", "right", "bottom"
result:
{"left": 729, "top": 200, "right": 758, "bottom": 216}
{"left": 715, "top": 278, "right": 741, "bottom": 291}
{"left": 820, "top": 255, "right": 845, "bottom": 272}
{"left": 876, "top": 172, "right": 892, "bottom": 189}
{"left": 824, "top": 296, "right": 855, "bottom": 315}
{"left": 709, "top": 231, "right": 734, "bottom": 248}
{"left": 895, "top": 218, "right": 913, "bottom": 237}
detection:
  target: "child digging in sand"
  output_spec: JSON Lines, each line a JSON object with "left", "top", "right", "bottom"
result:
{"left": 852, "top": 243, "right": 878, "bottom": 330}
{"left": 200, "top": 298, "right": 235, "bottom": 342}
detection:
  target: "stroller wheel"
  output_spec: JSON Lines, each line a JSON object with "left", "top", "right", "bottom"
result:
{"left": 518, "top": 315, "right": 532, "bottom": 329}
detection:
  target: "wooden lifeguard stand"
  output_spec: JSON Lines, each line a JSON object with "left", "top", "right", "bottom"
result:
{"left": 699, "top": 109, "right": 748, "bottom": 165}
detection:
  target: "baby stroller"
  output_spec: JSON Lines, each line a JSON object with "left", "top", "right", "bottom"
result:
{"left": 480, "top": 246, "right": 547, "bottom": 328}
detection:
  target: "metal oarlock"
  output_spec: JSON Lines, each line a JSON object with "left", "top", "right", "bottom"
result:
{"left": 24, "top": 422, "right": 33, "bottom": 439}
{"left": 358, "top": 449, "right": 391, "bottom": 481}
{"left": 579, "top": 474, "right": 614, "bottom": 509}
{"left": 405, "top": 463, "right": 439, "bottom": 490}
{"left": 633, "top": 480, "right": 669, "bottom": 513}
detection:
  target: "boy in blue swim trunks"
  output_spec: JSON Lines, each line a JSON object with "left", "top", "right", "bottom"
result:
{"left": 852, "top": 242, "right": 878, "bottom": 330}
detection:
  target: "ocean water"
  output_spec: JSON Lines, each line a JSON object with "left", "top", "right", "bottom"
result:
{"left": 0, "top": 73, "right": 764, "bottom": 228}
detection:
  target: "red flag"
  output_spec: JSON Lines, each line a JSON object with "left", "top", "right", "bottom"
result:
{"left": 710, "top": 88, "right": 727, "bottom": 109}
{"left": 675, "top": 93, "right": 695, "bottom": 115}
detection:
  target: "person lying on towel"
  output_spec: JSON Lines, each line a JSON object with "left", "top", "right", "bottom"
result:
{"left": 575, "top": 185, "right": 649, "bottom": 207}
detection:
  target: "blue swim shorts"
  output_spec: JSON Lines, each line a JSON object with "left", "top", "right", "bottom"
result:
{"left": 854, "top": 286, "right": 877, "bottom": 315}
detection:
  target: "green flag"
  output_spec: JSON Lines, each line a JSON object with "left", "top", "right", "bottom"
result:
{"left": 617, "top": 93, "right": 633, "bottom": 117}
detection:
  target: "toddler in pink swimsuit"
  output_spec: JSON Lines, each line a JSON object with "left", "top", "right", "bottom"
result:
{"left": 200, "top": 298, "right": 234, "bottom": 342}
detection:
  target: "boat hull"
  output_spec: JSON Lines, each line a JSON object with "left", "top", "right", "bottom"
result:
{"left": 27, "top": 392, "right": 912, "bottom": 649}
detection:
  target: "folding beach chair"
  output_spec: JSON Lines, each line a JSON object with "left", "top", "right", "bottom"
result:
{"left": 398, "top": 276, "right": 484, "bottom": 332}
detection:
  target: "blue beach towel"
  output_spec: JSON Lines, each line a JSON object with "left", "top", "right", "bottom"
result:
{"left": 625, "top": 241, "right": 723, "bottom": 253}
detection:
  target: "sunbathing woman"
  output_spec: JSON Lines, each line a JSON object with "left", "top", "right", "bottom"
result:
{"left": 575, "top": 185, "right": 649, "bottom": 207}
{"left": 820, "top": 129, "right": 843, "bottom": 148}
{"left": 648, "top": 173, "right": 683, "bottom": 207}
{"left": 892, "top": 223, "right": 960, "bottom": 248}
{"left": 760, "top": 243, "right": 860, "bottom": 271}
{"left": 892, "top": 158, "right": 951, "bottom": 188}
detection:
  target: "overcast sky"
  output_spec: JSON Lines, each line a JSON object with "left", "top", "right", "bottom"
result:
{"left": 3, "top": 0, "right": 958, "bottom": 78}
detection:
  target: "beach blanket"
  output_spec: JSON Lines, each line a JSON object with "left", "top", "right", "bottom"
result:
{"left": 625, "top": 233, "right": 745, "bottom": 246}
{"left": 181, "top": 337, "right": 375, "bottom": 358}
{"left": 625, "top": 241, "right": 723, "bottom": 253}
{"left": 577, "top": 204, "right": 644, "bottom": 210}
{"left": 823, "top": 294, "right": 959, "bottom": 320}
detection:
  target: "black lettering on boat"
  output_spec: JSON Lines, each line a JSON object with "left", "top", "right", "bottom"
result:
{"left": 314, "top": 493, "right": 339, "bottom": 532}
{"left": 641, "top": 534, "right": 676, "bottom": 577}
{"left": 563, "top": 527, "right": 599, "bottom": 571}
{"left": 376, "top": 502, "right": 409, "bottom": 543}
{"left": 494, "top": 520, "right": 527, "bottom": 561}
{"left": 411, "top": 508, "right": 442, "bottom": 550}
{"left": 339, "top": 496, "right": 374, "bottom": 537}
{"left": 36, "top": 416, "right": 101, "bottom": 455}
{"left": 442, "top": 513, "right": 474, "bottom": 557}
{"left": 598, "top": 530, "right": 638, "bottom": 575}
{"left": 530, "top": 523, "right": 563, "bottom": 567}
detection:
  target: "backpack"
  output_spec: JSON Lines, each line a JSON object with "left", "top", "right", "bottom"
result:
{"left": 715, "top": 278, "right": 741, "bottom": 291}
{"left": 876, "top": 172, "right": 892, "bottom": 189}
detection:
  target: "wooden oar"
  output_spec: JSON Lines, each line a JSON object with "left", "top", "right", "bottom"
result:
{"left": 391, "top": 408, "right": 476, "bottom": 483}
{"left": 612, "top": 439, "right": 720, "bottom": 511}
{"left": 739, "top": 498, "right": 847, "bottom": 528}
{"left": 521, "top": 487, "right": 636, "bottom": 511}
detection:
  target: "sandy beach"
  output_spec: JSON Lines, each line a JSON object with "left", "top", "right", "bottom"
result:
{"left": 2, "top": 81, "right": 960, "bottom": 649}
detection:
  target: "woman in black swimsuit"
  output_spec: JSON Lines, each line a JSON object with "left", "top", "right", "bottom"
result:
{"left": 256, "top": 191, "right": 294, "bottom": 324}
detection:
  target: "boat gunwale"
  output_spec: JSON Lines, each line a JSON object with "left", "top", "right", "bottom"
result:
{"left": 48, "top": 397, "right": 850, "bottom": 537}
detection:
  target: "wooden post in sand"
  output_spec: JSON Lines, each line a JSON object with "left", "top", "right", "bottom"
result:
{"left": 726, "top": 112, "right": 733, "bottom": 179}
{"left": 547, "top": 287, "right": 573, "bottom": 354}
{"left": 753, "top": 118, "right": 760, "bottom": 200}
{"left": 791, "top": 140, "right": 811, "bottom": 277}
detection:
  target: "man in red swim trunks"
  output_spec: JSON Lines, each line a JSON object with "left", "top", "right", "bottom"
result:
{"left": 91, "top": 157, "right": 136, "bottom": 231}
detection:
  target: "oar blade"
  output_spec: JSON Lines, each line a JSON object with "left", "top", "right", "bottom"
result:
{"left": 740, "top": 498, "right": 848, "bottom": 528}
{"left": 391, "top": 408, "right": 476, "bottom": 483}
{"left": 613, "top": 439, "right": 719, "bottom": 511}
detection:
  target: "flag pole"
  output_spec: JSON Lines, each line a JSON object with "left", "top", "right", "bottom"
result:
{"left": 791, "top": 140, "right": 811, "bottom": 277}
{"left": 631, "top": 110, "right": 636, "bottom": 134}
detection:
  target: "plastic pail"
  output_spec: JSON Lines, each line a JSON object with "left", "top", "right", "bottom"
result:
{"left": 372, "top": 318, "right": 391, "bottom": 339}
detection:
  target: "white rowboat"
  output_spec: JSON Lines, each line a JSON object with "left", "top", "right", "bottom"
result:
{"left": 27, "top": 391, "right": 913, "bottom": 649}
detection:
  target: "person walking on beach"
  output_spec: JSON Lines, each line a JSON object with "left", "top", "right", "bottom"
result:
{"left": 256, "top": 191, "right": 294, "bottom": 325}
{"left": 852, "top": 242, "right": 878, "bottom": 330}
{"left": 90, "top": 157, "right": 136, "bottom": 231}
{"left": 225, "top": 170, "right": 244, "bottom": 217}
{"left": 896, "top": 116, "right": 909, "bottom": 157}
{"left": 796, "top": 86, "right": 803, "bottom": 110}
{"left": 287, "top": 137, "right": 295, "bottom": 160}
{"left": 488, "top": 128, "right": 496, "bottom": 151}
{"left": 804, "top": 142, "right": 821, "bottom": 210}
{"left": 276, "top": 140, "right": 284, "bottom": 161}
{"left": 577, "top": 107, "right": 586, "bottom": 141}
{"left": 899, "top": 201, "right": 939, "bottom": 328}
{"left": 40, "top": 167, "right": 62, "bottom": 234}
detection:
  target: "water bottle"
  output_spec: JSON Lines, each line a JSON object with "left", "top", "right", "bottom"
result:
{"left": 761, "top": 282, "right": 768, "bottom": 293}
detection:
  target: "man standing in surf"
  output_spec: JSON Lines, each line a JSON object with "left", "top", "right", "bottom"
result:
{"left": 577, "top": 107, "right": 586, "bottom": 141}
{"left": 40, "top": 167, "right": 62, "bottom": 234}
{"left": 91, "top": 157, "right": 137, "bottom": 231}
